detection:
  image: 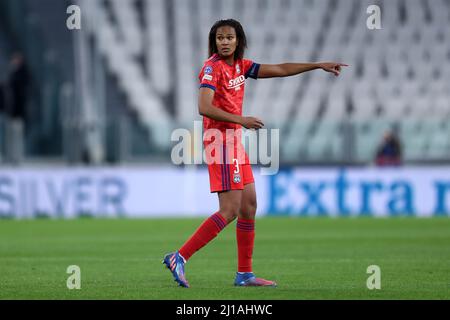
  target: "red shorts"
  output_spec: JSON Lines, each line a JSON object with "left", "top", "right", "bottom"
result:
{"left": 207, "top": 145, "right": 255, "bottom": 193}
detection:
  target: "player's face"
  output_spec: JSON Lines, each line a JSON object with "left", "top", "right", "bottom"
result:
{"left": 215, "top": 26, "right": 238, "bottom": 58}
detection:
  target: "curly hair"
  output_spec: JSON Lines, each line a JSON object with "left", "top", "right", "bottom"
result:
{"left": 208, "top": 19, "right": 248, "bottom": 60}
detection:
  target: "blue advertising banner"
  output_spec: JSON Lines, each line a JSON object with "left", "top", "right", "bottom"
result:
{"left": 268, "top": 167, "right": 450, "bottom": 217}
{"left": 1, "top": 166, "right": 449, "bottom": 218}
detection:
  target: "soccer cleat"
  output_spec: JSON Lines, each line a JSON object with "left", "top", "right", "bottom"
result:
{"left": 234, "top": 272, "right": 277, "bottom": 287}
{"left": 162, "top": 251, "right": 190, "bottom": 288}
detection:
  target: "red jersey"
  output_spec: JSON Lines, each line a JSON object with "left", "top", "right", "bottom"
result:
{"left": 198, "top": 54, "right": 260, "bottom": 140}
{"left": 198, "top": 54, "right": 259, "bottom": 191}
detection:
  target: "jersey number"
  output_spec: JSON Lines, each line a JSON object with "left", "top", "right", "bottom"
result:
{"left": 233, "top": 159, "right": 239, "bottom": 174}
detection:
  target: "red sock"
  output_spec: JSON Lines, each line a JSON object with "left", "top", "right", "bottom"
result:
{"left": 179, "top": 212, "right": 227, "bottom": 262}
{"left": 236, "top": 218, "right": 255, "bottom": 273}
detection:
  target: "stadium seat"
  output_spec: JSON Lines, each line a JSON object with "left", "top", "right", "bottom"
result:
{"left": 75, "top": 0, "right": 450, "bottom": 162}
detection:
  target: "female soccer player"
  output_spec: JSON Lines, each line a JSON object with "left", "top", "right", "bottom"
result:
{"left": 163, "top": 19, "right": 347, "bottom": 287}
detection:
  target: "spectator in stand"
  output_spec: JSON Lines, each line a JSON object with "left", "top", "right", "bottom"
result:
{"left": 0, "top": 79, "right": 4, "bottom": 159}
{"left": 0, "top": 80, "right": 5, "bottom": 115}
{"left": 375, "top": 129, "right": 402, "bottom": 166}
{"left": 8, "top": 52, "right": 30, "bottom": 124}
{"left": 2, "top": 52, "right": 30, "bottom": 164}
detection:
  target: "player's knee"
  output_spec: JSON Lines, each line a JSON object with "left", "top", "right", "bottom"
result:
{"left": 220, "top": 205, "right": 240, "bottom": 223}
{"left": 241, "top": 199, "right": 257, "bottom": 218}
{"left": 249, "top": 201, "right": 257, "bottom": 216}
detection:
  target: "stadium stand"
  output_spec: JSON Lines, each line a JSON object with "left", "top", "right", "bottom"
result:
{"left": 0, "top": 0, "right": 449, "bottom": 165}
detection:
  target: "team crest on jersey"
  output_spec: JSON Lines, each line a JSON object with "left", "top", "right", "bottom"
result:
{"left": 233, "top": 173, "right": 241, "bottom": 184}
{"left": 236, "top": 64, "right": 241, "bottom": 74}
{"left": 204, "top": 66, "right": 213, "bottom": 74}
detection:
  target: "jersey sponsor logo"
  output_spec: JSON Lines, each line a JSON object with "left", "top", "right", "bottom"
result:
{"left": 204, "top": 66, "right": 213, "bottom": 74}
{"left": 228, "top": 75, "right": 245, "bottom": 90}
{"left": 202, "top": 74, "right": 213, "bottom": 81}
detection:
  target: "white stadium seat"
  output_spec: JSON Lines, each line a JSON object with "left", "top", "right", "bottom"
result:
{"left": 82, "top": 0, "right": 450, "bottom": 162}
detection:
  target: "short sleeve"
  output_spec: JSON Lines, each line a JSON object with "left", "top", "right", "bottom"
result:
{"left": 243, "top": 59, "right": 260, "bottom": 79}
{"left": 199, "top": 64, "right": 219, "bottom": 91}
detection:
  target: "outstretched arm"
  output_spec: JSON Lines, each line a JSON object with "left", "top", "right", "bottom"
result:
{"left": 198, "top": 87, "right": 264, "bottom": 129}
{"left": 257, "top": 62, "right": 348, "bottom": 78}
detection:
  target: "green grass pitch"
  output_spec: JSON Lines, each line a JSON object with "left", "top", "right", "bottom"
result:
{"left": 0, "top": 217, "right": 449, "bottom": 300}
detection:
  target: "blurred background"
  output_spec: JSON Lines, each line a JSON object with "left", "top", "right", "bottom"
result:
{"left": 0, "top": 0, "right": 449, "bottom": 218}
